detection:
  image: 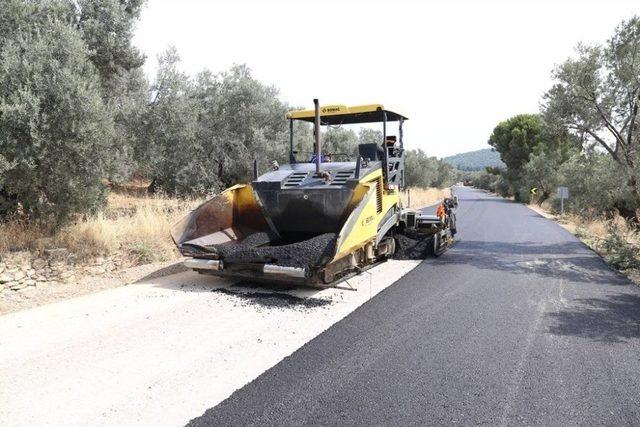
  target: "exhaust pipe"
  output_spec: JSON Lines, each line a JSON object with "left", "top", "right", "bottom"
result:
{"left": 314, "top": 98, "right": 321, "bottom": 175}
{"left": 263, "top": 264, "right": 307, "bottom": 278}
{"left": 184, "top": 258, "right": 223, "bottom": 271}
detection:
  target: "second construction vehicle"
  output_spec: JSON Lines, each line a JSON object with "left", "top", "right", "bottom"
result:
{"left": 171, "top": 100, "right": 456, "bottom": 286}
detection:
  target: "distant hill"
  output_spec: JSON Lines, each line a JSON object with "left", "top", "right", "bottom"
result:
{"left": 441, "top": 148, "right": 505, "bottom": 171}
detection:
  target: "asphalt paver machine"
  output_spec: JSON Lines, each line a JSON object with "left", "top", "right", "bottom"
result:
{"left": 171, "top": 100, "right": 456, "bottom": 286}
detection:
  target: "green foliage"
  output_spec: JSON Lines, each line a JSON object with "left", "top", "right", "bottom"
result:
{"left": 476, "top": 14, "right": 640, "bottom": 224}
{"left": 323, "top": 128, "right": 358, "bottom": 161}
{"left": 442, "top": 148, "right": 504, "bottom": 171}
{"left": 0, "top": 0, "right": 147, "bottom": 223}
{"left": 487, "top": 111, "right": 578, "bottom": 203}
{"left": 521, "top": 151, "right": 563, "bottom": 204}
{"left": 543, "top": 15, "right": 640, "bottom": 216}
{"left": 556, "top": 151, "right": 633, "bottom": 216}
{"left": 76, "top": 0, "right": 148, "bottom": 183}
{"left": 136, "top": 47, "right": 202, "bottom": 193}
{"left": 137, "top": 52, "right": 290, "bottom": 194}
{"left": 0, "top": 12, "right": 114, "bottom": 222}
{"left": 600, "top": 223, "right": 640, "bottom": 270}
{"left": 488, "top": 114, "right": 542, "bottom": 174}
{"left": 76, "top": 0, "right": 145, "bottom": 89}
{"left": 473, "top": 170, "right": 499, "bottom": 192}
{"left": 405, "top": 149, "right": 457, "bottom": 189}
{"left": 458, "top": 170, "right": 480, "bottom": 185}
{"left": 405, "top": 149, "right": 439, "bottom": 188}
{"left": 494, "top": 174, "right": 514, "bottom": 198}
{"left": 434, "top": 162, "right": 458, "bottom": 188}
{"left": 358, "top": 128, "right": 382, "bottom": 146}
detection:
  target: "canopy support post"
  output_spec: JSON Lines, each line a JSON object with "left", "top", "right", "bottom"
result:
{"left": 314, "top": 98, "right": 322, "bottom": 175}
{"left": 289, "top": 119, "right": 295, "bottom": 163}
{"left": 382, "top": 110, "right": 388, "bottom": 182}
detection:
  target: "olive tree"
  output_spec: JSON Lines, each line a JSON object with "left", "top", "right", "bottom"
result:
{"left": 76, "top": 0, "right": 148, "bottom": 183}
{"left": 543, "top": 16, "right": 640, "bottom": 218}
{"left": 322, "top": 128, "right": 359, "bottom": 160}
{"left": 135, "top": 47, "right": 206, "bottom": 194}
{"left": 358, "top": 128, "right": 383, "bottom": 145}
{"left": 138, "top": 54, "right": 291, "bottom": 194}
{"left": 404, "top": 149, "right": 440, "bottom": 188}
{"left": 0, "top": 15, "right": 114, "bottom": 221}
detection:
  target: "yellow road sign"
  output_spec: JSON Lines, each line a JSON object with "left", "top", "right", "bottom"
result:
{"left": 530, "top": 187, "right": 537, "bottom": 195}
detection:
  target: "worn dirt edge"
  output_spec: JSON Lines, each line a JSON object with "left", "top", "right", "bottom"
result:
{"left": 0, "top": 259, "right": 188, "bottom": 315}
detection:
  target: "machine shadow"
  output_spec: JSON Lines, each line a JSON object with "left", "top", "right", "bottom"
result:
{"left": 545, "top": 294, "right": 640, "bottom": 343}
{"left": 133, "top": 261, "right": 189, "bottom": 283}
{"left": 139, "top": 266, "right": 333, "bottom": 305}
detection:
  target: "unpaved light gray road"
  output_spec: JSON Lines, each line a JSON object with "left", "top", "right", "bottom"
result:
{"left": 192, "top": 186, "right": 640, "bottom": 425}
{"left": 0, "top": 252, "right": 419, "bottom": 426}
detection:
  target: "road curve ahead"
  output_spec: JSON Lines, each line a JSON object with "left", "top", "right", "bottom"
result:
{"left": 192, "top": 186, "right": 640, "bottom": 426}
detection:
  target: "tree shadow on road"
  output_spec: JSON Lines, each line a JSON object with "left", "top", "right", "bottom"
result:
{"left": 458, "top": 197, "right": 516, "bottom": 204}
{"left": 438, "top": 239, "right": 640, "bottom": 343}
{"left": 439, "top": 240, "right": 630, "bottom": 286}
{"left": 545, "top": 294, "right": 640, "bottom": 343}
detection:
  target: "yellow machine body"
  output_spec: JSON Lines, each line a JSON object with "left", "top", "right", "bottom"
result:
{"left": 172, "top": 103, "right": 407, "bottom": 286}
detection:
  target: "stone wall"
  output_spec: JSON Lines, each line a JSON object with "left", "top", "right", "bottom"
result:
{"left": 0, "top": 249, "right": 119, "bottom": 292}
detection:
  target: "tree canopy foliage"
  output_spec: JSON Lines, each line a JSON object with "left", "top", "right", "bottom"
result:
{"left": 486, "top": 113, "right": 578, "bottom": 202}
{"left": 540, "top": 16, "right": 640, "bottom": 215}
{"left": 137, "top": 52, "right": 291, "bottom": 194}
{"left": 404, "top": 149, "right": 457, "bottom": 188}
{"left": 0, "top": 1, "right": 119, "bottom": 221}
{"left": 488, "top": 114, "right": 542, "bottom": 173}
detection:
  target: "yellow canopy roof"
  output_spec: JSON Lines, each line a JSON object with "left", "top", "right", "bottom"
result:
{"left": 286, "top": 104, "right": 408, "bottom": 125}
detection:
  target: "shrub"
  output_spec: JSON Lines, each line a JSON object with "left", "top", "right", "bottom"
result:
{"left": 599, "top": 223, "right": 640, "bottom": 270}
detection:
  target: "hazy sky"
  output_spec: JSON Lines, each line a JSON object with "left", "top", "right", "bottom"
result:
{"left": 133, "top": 0, "right": 639, "bottom": 157}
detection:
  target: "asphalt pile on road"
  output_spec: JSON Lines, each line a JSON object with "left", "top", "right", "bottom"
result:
{"left": 211, "top": 288, "right": 332, "bottom": 311}
{"left": 393, "top": 233, "right": 434, "bottom": 260}
{"left": 208, "top": 232, "right": 338, "bottom": 268}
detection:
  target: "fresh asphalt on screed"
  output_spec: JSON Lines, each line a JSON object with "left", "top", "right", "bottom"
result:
{"left": 191, "top": 187, "right": 640, "bottom": 426}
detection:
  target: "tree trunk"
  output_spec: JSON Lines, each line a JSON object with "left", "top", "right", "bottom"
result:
{"left": 537, "top": 191, "right": 550, "bottom": 206}
{"left": 622, "top": 175, "right": 640, "bottom": 223}
{"left": 147, "top": 178, "right": 158, "bottom": 194}
{"left": 217, "top": 161, "right": 224, "bottom": 180}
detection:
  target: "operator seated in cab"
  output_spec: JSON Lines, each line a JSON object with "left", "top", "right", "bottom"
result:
{"left": 309, "top": 143, "right": 332, "bottom": 163}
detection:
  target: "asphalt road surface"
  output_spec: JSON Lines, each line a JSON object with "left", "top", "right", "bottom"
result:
{"left": 192, "top": 186, "right": 640, "bottom": 425}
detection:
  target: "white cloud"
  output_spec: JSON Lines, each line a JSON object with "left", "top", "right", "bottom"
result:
{"left": 133, "top": 0, "right": 639, "bottom": 157}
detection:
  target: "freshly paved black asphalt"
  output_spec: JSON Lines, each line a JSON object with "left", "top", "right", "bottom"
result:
{"left": 190, "top": 187, "right": 640, "bottom": 425}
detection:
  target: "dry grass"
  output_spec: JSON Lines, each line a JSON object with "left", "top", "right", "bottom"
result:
{"left": 533, "top": 201, "right": 632, "bottom": 246}
{"left": 0, "top": 220, "right": 49, "bottom": 254}
{"left": 0, "top": 192, "right": 204, "bottom": 266}
{"left": 401, "top": 187, "right": 452, "bottom": 209}
{"left": 530, "top": 202, "right": 640, "bottom": 280}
